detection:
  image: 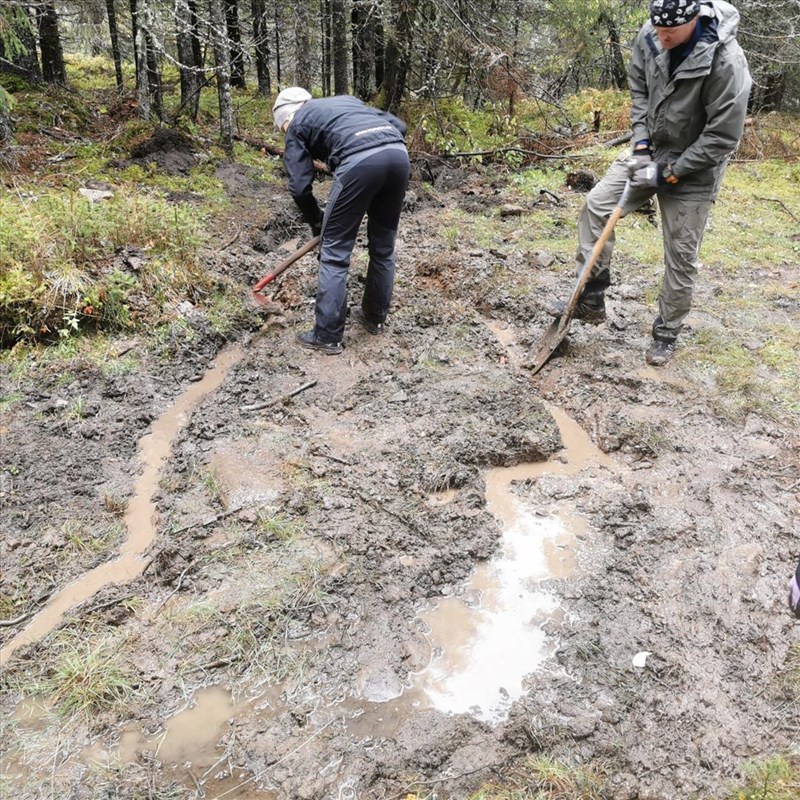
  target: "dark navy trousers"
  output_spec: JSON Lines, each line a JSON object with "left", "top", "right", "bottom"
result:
{"left": 314, "top": 143, "right": 410, "bottom": 343}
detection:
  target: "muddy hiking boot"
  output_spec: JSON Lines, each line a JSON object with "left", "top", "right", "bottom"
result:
{"left": 646, "top": 336, "right": 676, "bottom": 366}
{"left": 296, "top": 330, "right": 343, "bottom": 355}
{"left": 547, "top": 290, "right": 606, "bottom": 325}
{"left": 351, "top": 306, "right": 385, "bottom": 335}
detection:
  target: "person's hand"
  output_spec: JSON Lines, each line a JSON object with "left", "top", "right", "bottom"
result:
{"left": 628, "top": 161, "right": 661, "bottom": 189}
{"left": 310, "top": 221, "right": 322, "bottom": 238}
{"left": 627, "top": 146, "right": 653, "bottom": 176}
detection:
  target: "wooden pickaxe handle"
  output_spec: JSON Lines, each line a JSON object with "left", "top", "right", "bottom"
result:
{"left": 252, "top": 235, "right": 321, "bottom": 293}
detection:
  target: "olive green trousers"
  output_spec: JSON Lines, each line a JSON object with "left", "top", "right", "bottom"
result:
{"left": 577, "top": 155, "right": 713, "bottom": 340}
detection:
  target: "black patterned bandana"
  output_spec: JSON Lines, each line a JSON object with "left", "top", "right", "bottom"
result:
{"left": 650, "top": 0, "right": 700, "bottom": 27}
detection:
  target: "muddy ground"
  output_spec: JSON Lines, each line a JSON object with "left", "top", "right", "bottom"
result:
{"left": 1, "top": 138, "right": 799, "bottom": 800}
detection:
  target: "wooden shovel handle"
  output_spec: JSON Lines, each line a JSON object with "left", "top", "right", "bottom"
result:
{"left": 560, "top": 180, "right": 631, "bottom": 329}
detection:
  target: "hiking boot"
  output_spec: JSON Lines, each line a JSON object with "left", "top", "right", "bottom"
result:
{"left": 645, "top": 337, "right": 676, "bottom": 366}
{"left": 546, "top": 292, "right": 606, "bottom": 325}
{"left": 351, "top": 307, "right": 385, "bottom": 335}
{"left": 296, "top": 330, "right": 343, "bottom": 355}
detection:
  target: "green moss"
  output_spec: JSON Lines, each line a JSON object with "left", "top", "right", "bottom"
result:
{"left": 723, "top": 756, "right": 800, "bottom": 800}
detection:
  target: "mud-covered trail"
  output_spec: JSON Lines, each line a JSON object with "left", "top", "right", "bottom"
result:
{"left": 1, "top": 157, "right": 799, "bottom": 800}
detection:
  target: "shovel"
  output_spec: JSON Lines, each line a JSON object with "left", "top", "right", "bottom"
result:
{"left": 251, "top": 235, "right": 321, "bottom": 306}
{"left": 529, "top": 180, "right": 632, "bottom": 375}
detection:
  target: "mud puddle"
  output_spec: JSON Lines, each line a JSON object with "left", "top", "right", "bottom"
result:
{"left": 408, "top": 405, "right": 614, "bottom": 722}
{"left": 83, "top": 686, "right": 279, "bottom": 799}
{"left": 0, "top": 346, "right": 244, "bottom": 667}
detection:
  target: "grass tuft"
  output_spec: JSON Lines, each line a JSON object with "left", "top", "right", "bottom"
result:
{"left": 39, "top": 635, "right": 134, "bottom": 718}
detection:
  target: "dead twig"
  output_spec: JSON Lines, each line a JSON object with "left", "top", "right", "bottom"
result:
{"left": 153, "top": 566, "right": 191, "bottom": 617}
{"left": 754, "top": 196, "right": 799, "bottom": 223}
{"left": 0, "top": 610, "right": 34, "bottom": 628}
{"left": 188, "top": 656, "right": 240, "bottom": 674}
{"left": 240, "top": 380, "right": 318, "bottom": 412}
{"left": 441, "top": 145, "right": 581, "bottom": 161}
{"left": 539, "top": 189, "right": 562, "bottom": 205}
{"left": 0, "top": 590, "right": 55, "bottom": 629}
{"left": 169, "top": 504, "right": 251, "bottom": 535}
{"left": 83, "top": 593, "right": 137, "bottom": 616}
{"left": 215, "top": 226, "right": 242, "bottom": 253}
{"left": 233, "top": 133, "right": 329, "bottom": 173}
{"left": 604, "top": 131, "right": 633, "bottom": 148}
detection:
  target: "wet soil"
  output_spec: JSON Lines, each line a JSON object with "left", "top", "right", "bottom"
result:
{"left": 1, "top": 152, "right": 799, "bottom": 800}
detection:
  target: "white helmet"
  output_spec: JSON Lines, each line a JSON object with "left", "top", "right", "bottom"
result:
{"left": 273, "top": 87, "right": 312, "bottom": 130}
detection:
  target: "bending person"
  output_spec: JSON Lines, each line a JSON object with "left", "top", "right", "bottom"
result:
{"left": 273, "top": 88, "right": 410, "bottom": 355}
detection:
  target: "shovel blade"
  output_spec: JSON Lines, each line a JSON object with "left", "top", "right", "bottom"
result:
{"left": 529, "top": 316, "right": 570, "bottom": 375}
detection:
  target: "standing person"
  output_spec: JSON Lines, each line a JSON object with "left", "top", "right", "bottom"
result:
{"left": 272, "top": 88, "right": 410, "bottom": 355}
{"left": 551, "top": 0, "right": 751, "bottom": 366}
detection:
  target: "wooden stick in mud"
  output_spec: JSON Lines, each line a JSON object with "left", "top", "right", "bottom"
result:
{"left": 240, "top": 379, "right": 318, "bottom": 412}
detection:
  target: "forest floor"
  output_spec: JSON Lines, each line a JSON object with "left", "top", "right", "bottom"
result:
{"left": 1, "top": 89, "right": 800, "bottom": 800}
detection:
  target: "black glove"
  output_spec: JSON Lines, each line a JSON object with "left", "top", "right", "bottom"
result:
{"left": 627, "top": 143, "right": 653, "bottom": 175}
{"left": 628, "top": 161, "right": 679, "bottom": 189}
{"left": 295, "top": 194, "right": 323, "bottom": 237}
{"left": 629, "top": 161, "right": 661, "bottom": 188}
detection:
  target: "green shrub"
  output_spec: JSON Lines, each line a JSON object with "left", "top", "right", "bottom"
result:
{"left": 0, "top": 188, "right": 208, "bottom": 344}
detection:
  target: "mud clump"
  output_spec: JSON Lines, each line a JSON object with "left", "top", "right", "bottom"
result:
{"left": 110, "top": 128, "right": 198, "bottom": 174}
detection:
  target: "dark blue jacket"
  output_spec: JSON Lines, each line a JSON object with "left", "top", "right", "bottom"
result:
{"left": 283, "top": 96, "right": 407, "bottom": 225}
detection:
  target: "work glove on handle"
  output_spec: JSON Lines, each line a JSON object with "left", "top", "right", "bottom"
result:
{"left": 628, "top": 143, "right": 653, "bottom": 174}
{"left": 628, "top": 160, "right": 679, "bottom": 189}
{"left": 295, "top": 194, "right": 324, "bottom": 238}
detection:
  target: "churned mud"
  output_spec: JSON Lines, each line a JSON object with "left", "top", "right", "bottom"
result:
{"left": 1, "top": 149, "right": 799, "bottom": 800}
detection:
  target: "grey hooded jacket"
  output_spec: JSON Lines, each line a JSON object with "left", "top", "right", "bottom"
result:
{"left": 629, "top": 0, "right": 752, "bottom": 198}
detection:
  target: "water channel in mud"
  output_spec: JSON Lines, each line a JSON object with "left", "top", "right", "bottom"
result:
{"left": 0, "top": 346, "right": 245, "bottom": 667}
{"left": 402, "top": 405, "right": 613, "bottom": 722}
{"left": 75, "top": 403, "right": 613, "bottom": 787}
{"left": 4, "top": 319, "right": 616, "bottom": 795}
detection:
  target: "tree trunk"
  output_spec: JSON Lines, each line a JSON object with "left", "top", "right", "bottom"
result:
{"left": 351, "top": 0, "right": 376, "bottom": 100}
{"left": 320, "top": 0, "right": 331, "bottom": 95}
{"left": 420, "top": 0, "right": 439, "bottom": 97}
{"left": 760, "top": 70, "right": 787, "bottom": 112}
{"left": 295, "top": 0, "right": 312, "bottom": 88}
{"left": 130, "top": 0, "right": 161, "bottom": 119}
{"left": 251, "top": 0, "right": 271, "bottom": 96}
{"left": 0, "top": 100, "right": 13, "bottom": 147}
{"left": 274, "top": 1, "right": 282, "bottom": 86}
{"left": 374, "top": 12, "right": 384, "bottom": 92}
{"left": 225, "top": 0, "right": 246, "bottom": 88}
{"left": 383, "top": 0, "right": 416, "bottom": 111}
{"left": 105, "top": 0, "right": 124, "bottom": 90}
{"left": 130, "top": 0, "right": 140, "bottom": 89}
{"left": 144, "top": 25, "right": 162, "bottom": 118}
{"left": 0, "top": 9, "right": 42, "bottom": 83}
{"left": 37, "top": 1, "right": 66, "bottom": 85}
{"left": 210, "top": 0, "right": 234, "bottom": 155}
{"left": 176, "top": 0, "right": 203, "bottom": 118}
{"left": 135, "top": 26, "right": 151, "bottom": 118}
{"left": 331, "top": 0, "right": 348, "bottom": 94}
{"left": 602, "top": 13, "right": 627, "bottom": 91}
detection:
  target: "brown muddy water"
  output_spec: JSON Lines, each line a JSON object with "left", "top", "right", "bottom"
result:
{"left": 409, "top": 405, "right": 614, "bottom": 722}
{"left": 0, "top": 346, "right": 245, "bottom": 667}
{"left": 63, "top": 403, "right": 614, "bottom": 782}
{"left": 3, "top": 328, "right": 616, "bottom": 793}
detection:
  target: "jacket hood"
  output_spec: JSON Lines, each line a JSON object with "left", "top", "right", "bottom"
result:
{"left": 703, "top": 0, "right": 740, "bottom": 44}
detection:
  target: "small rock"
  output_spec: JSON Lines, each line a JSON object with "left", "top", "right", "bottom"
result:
{"left": 79, "top": 188, "right": 114, "bottom": 203}
{"left": 500, "top": 204, "right": 525, "bottom": 217}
